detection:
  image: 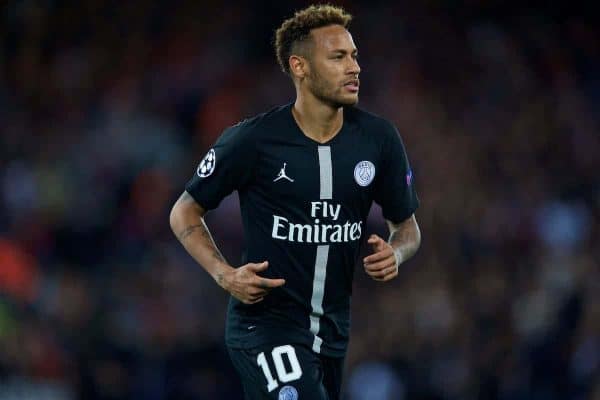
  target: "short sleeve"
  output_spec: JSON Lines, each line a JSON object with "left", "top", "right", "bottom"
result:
{"left": 373, "top": 123, "right": 419, "bottom": 223}
{"left": 185, "top": 124, "right": 257, "bottom": 210}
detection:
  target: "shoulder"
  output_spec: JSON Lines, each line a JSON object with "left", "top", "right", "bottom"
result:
{"left": 222, "top": 104, "right": 290, "bottom": 142}
{"left": 345, "top": 106, "right": 399, "bottom": 140}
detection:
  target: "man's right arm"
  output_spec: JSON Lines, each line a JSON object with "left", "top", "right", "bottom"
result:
{"left": 169, "top": 191, "right": 231, "bottom": 283}
{"left": 169, "top": 191, "right": 285, "bottom": 304}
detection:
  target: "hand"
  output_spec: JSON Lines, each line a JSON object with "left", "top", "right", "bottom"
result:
{"left": 219, "top": 261, "right": 286, "bottom": 304}
{"left": 363, "top": 234, "right": 399, "bottom": 282}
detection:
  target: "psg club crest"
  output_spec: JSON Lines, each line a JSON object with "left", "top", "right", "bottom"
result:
{"left": 278, "top": 385, "right": 298, "bottom": 400}
{"left": 354, "top": 160, "right": 375, "bottom": 187}
{"left": 196, "top": 149, "right": 216, "bottom": 178}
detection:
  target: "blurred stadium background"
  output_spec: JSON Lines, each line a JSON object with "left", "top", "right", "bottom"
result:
{"left": 1, "top": 1, "right": 598, "bottom": 399}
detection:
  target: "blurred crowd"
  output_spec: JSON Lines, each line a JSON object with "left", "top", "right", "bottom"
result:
{"left": 1, "top": 1, "right": 598, "bottom": 399}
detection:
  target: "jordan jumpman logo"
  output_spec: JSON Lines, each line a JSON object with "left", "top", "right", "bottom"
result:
{"left": 273, "top": 162, "right": 294, "bottom": 182}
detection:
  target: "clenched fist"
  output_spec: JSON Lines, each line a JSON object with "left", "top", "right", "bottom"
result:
{"left": 363, "top": 234, "right": 399, "bottom": 282}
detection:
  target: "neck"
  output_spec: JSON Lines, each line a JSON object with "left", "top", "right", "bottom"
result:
{"left": 292, "top": 92, "right": 344, "bottom": 144}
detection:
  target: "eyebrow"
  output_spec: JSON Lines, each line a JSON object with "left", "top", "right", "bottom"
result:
{"left": 330, "top": 49, "right": 358, "bottom": 54}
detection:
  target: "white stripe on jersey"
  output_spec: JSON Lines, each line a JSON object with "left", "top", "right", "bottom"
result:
{"left": 310, "top": 245, "right": 329, "bottom": 353}
{"left": 310, "top": 146, "right": 333, "bottom": 353}
{"left": 318, "top": 146, "right": 333, "bottom": 199}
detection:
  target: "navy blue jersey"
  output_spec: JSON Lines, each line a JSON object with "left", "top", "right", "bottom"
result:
{"left": 185, "top": 103, "right": 418, "bottom": 357}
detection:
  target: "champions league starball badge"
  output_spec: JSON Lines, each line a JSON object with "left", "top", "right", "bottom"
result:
{"left": 197, "top": 149, "right": 216, "bottom": 178}
{"left": 278, "top": 385, "right": 298, "bottom": 400}
{"left": 354, "top": 160, "right": 375, "bottom": 187}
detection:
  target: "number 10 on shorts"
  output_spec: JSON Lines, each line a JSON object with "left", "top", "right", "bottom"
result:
{"left": 256, "top": 345, "right": 303, "bottom": 392}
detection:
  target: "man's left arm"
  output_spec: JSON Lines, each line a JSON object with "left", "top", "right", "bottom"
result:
{"left": 363, "top": 214, "right": 421, "bottom": 282}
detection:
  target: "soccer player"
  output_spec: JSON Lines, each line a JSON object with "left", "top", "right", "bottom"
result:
{"left": 169, "top": 4, "right": 421, "bottom": 400}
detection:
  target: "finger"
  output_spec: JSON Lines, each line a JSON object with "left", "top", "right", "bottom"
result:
{"left": 367, "top": 234, "right": 383, "bottom": 242}
{"left": 255, "top": 277, "right": 286, "bottom": 289}
{"left": 243, "top": 290, "right": 266, "bottom": 302}
{"left": 367, "top": 234, "right": 377, "bottom": 242}
{"left": 370, "top": 265, "right": 398, "bottom": 281}
{"left": 244, "top": 296, "right": 264, "bottom": 304}
{"left": 366, "top": 262, "right": 396, "bottom": 278}
{"left": 366, "top": 254, "right": 395, "bottom": 267}
{"left": 248, "top": 287, "right": 268, "bottom": 296}
{"left": 368, "top": 236, "right": 387, "bottom": 252}
{"left": 381, "top": 269, "right": 399, "bottom": 281}
{"left": 364, "top": 258, "right": 396, "bottom": 273}
{"left": 363, "top": 248, "right": 394, "bottom": 264}
{"left": 246, "top": 261, "right": 269, "bottom": 272}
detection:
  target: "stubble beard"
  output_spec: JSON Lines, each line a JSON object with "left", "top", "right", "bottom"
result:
{"left": 307, "top": 70, "right": 358, "bottom": 108}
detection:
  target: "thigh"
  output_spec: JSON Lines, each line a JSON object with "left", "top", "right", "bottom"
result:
{"left": 320, "top": 354, "right": 345, "bottom": 400}
{"left": 228, "top": 344, "right": 329, "bottom": 400}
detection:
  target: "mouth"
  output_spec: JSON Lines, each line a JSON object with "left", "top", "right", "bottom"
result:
{"left": 343, "top": 79, "right": 360, "bottom": 93}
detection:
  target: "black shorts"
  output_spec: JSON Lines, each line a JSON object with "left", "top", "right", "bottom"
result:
{"left": 227, "top": 343, "right": 345, "bottom": 400}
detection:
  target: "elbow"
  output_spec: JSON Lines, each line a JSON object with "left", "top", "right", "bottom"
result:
{"left": 413, "top": 218, "right": 422, "bottom": 251}
{"left": 169, "top": 199, "right": 185, "bottom": 238}
{"left": 405, "top": 215, "right": 421, "bottom": 255}
{"left": 169, "top": 202, "right": 179, "bottom": 235}
{"left": 169, "top": 192, "right": 188, "bottom": 235}
{"left": 415, "top": 224, "right": 422, "bottom": 251}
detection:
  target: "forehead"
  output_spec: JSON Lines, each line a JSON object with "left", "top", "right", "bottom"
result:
{"left": 309, "top": 24, "right": 357, "bottom": 53}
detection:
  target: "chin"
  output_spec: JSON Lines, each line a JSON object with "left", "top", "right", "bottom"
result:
{"left": 341, "top": 96, "right": 359, "bottom": 106}
{"left": 321, "top": 93, "right": 359, "bottom": 108}
{"left": 332, "top": 94, "right": 359, "bottom": 106}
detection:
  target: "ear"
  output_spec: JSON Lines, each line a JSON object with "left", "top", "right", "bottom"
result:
{"left": 289, "top": 55, "right": 307, "bottom": 79}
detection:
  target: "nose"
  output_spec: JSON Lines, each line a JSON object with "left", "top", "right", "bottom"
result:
{"left": 348, "top": 57, "right": 360, "bottom": 76}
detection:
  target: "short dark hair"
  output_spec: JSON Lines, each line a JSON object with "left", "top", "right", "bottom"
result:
{"left": 274, "top": 4, "right": 353, "bottom": 75}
